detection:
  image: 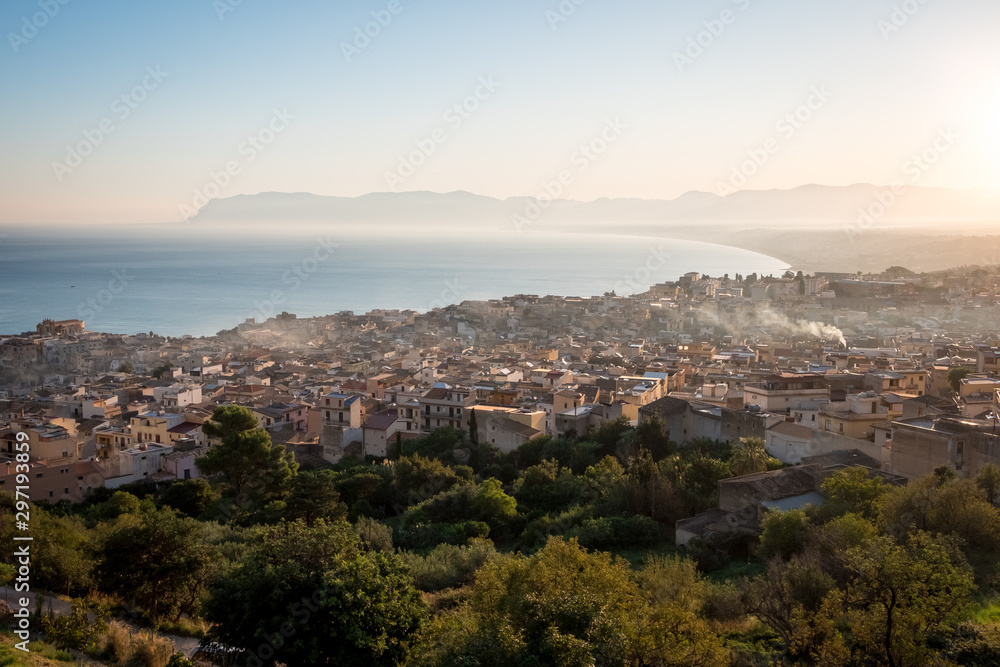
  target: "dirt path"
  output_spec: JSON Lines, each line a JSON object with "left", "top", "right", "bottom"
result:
{"left": 1, "top": 586, "right": 200, "bottom": 657}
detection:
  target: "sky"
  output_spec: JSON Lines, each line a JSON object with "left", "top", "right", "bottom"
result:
{"left": 1, "top": 0, "right": 998, "bottom": 225}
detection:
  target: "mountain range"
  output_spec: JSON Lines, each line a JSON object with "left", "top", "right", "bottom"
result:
{"left": 185, "top": 184, "right": 1000, "bottom": 232}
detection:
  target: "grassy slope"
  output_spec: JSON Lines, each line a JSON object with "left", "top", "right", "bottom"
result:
{"left": 0, "top": 632, "right": 90, "bottom": 666}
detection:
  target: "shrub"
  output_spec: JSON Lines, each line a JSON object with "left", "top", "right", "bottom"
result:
{"left": 93, "top": 620, "right": 178, "bottom": 667}
{"left": 354, "top": 515, "right": 394, "bottom": 552}
{"left": 565, "top": 515, "right": 662, "bottom": 550}
{"left": 400, "top": 539, "right": 498, "bottom": 591}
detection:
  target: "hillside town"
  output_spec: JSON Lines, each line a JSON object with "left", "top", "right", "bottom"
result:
{"left": 3, "top": 265, "right": 1000, "bottom": 536}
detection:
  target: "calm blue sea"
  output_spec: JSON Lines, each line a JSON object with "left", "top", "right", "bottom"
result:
{"left": 0, "top": 226, "right": 788, "bottom": 337}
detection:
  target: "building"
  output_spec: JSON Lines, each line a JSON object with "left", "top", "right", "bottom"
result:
{"left": 890, "top": 415, "right": 1000, "bottom": 480}
{"left": 743, "top": 374, "right": 830, "bottom": 414}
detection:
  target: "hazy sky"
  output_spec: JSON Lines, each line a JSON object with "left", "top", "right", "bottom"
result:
{"left": 1, "top": 0, "right": 998, "bottom": 224}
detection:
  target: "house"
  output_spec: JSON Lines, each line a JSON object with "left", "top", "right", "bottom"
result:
{"left": 361, "top": 409, "right": 402, "bottom": 458}
{"left": 483, "top": 413, "right": 543, "bottom": 453}
{"left": 765, "top": 422, "right": 816, "bottom": 464}
{"left": 320, "top": 393, "right": 363, "bottom": 428}
{"left": 254, "top": 402, "right": 309, "bottom": 431}
{"left": 418, "top": 386, "right": 474, "bottom": 432}
{"left": 0, "top": 459, "right": 107, "bottom": 502}
{"left": 890, "top": 415, "right": 1000, "bottom": 480}
{"left": 1, "top": 419, "right": 82, "bottom": 463}
{"left": 743, "top": 374, "right": 830, "bottom": 414}
{"left": 817, "top": 392, "right": 892, "bottom": 440}
{"left": 717, "top": 465, "right": 823, "bottom": 513}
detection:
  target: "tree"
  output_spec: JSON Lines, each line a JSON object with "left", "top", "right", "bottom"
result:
{"left": 759, "top": 509, "right": 812, "bottom": 561}
{"left": 976, "top": 463, "right": 1000, "bottom": 504}
{"left": 878, "top": 475, "right": 1000, "bottom": 577}
{"left": 468, "top": 408, "right": 479, "bottom": 445}
{"left": 446, "top": 537, "right": 639, "bottom": 664}
{"left": 285, "top": 470, "right": 347, "bottom": 526}
{"left": 633, "top": 414, "right": 674, "bottom": 460}
{"left": 201, "top": 404, "right": 259, "bottom": 441}
{"left": 471, "top": 478, "right": 517, "bottom": 529}
{"left": 821, "top": 466, "right": 887, "bottom": 519}
{"left": 159, "top": 478, "right": 216, "bottom": 519}
{"left": 29, "top": 510, "right": 94, "bottom": 596}
{"left": 730, "top": 437, "right": 770, "bottom": 476}
{"left": 948, "top": 367, "right": 972, "bottom": 394}
{"left": 204, "top": 520, "right": 425, "bottom": 666}
{"left": 677, "top": 455, "right": 731, "bottom": 514}
{"left": 117, "top": 361, "right": 134, "bottom": 374}
{"left": 196, "top": 405, "right": 298, "bottom": 517}
{"left": 151, "top": 363, "right": 173, "bottom": 379}
{"left": 413, "top": 538, "right": 729, "bottom": 666}
{"left": 95, "top": 507, "right": 212, "bottom": 622}
{"left": 846, "top": 531, "right": 974, "bottom": 667}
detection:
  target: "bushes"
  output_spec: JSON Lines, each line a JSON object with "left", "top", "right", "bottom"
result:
{"left": 40, "top": 598, "right": 107, "bottom": 651}
{"left": 400, "top": 539, "right": 498, "bottom": 591}
{"left": 759, "top": 509, "right": 811, "bottom": 561}
{"left": 91, "top": 620, "right": 178, "bottom": 667}
{"left": 354, "top": 515, "right": 394, "bottom": 552}
{"left": 394, "top": 520, "right": 490, "bottom": 550}
{"left": 565, "top": 516, "right": 662, "bottom": 550}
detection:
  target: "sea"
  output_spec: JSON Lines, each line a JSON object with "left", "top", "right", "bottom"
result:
{"left": 0, "top": 226, "right": 788, "bottom": 338}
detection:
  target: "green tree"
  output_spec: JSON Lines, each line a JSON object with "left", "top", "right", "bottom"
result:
{"left": 204, "top": 520, "right": 425, "bottom": 666}
{"left": 452, "top": 537, "right": 639, "bottom": 664}
{"left": 117, "top": 361, "right": 134, "bottom": 374}
{"left": 677, "top": 455, "right": 731, "bottom": 513}
{"left": 151, "top": 363, "right": 173, "bottom": 379}
{"left": 285, "top": 470, "right": 347, "bottom": 526}
{"left": 201, "top": 404, "right": 259, "bottom": 441}
{"left": 976, "top": 462, "right": 1000, "bottom": 504}
{"left": 878, "top": 475, "right": 1000, "bottom": 577}
{"left": 948, "top": 367, "right": 972, "bottom": 394}
{"left": 158, "top": 478, "right": 216, "bottom": 519}
{"left": 633, "top": 414, "right": 674, "bottom": 460}
{"left": 759, "top": 509, "right": 811, "bottom": 561}
{"left": 196, "top": 406, "right": 298, "bottom": 516}
{"left": 846, "top": 531, "right": 974, "bottom": 667}
{"left": 730, "top": 436, "right": 770, "bottom": 476}
{"left": 95, "top": 507, "right": 212, "bottom": 622}
{"left": 468, "top": 408, "right": 479, "bottom": 445}
{"left": 472, "top": 478, "right": 517, "bottom": 529}
{"left": 821, "top": 466, "right": 887, "bottom": 519}
{"left": 30, "top": 510, "right": 94, "bottom": 596}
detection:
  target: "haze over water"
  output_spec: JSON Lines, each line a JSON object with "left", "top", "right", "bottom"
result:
{"left": 0, "top": 228, "right": 787, "bottom": 337}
